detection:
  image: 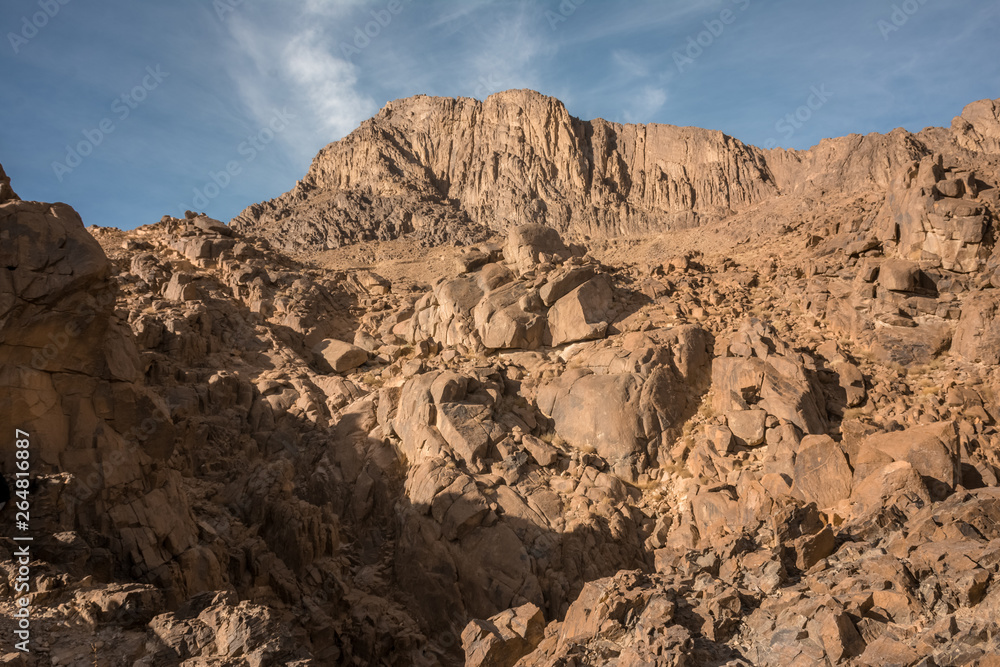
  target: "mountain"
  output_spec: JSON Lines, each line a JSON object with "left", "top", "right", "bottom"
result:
{"left": 232, "top": 90, "right": 1000, "bottom": 257}
{"left": 2, "top": 91, "right": 1000, "bottom": 665}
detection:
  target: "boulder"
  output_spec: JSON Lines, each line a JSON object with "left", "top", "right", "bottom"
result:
{"left": 192, "top": 214, "right": 232, "bottom": 236}
{"left": 0, "top": 162, "right": 18, "bottom": 203}
{"left": 546, "top": 275, "right": 613, "bottom": 346}
{"left": 726, "top": 409, "right": 766, "bottom": 447}
{"left": 850, "top": 460, "right": 931, "bottom": 518}
{"left": 953, "top": 290, "right": 1000, "bottom": 364}
{"left": 462, "top": 603, "right": 545, "bottom": 667}
{"left": 791, "top": 435, "right": 853, "bottom": 509}
{"left": 539, "top": 264, "right": 596, "bottom": 306}
{"left": 862, "top": 421, "right": 960, "bottom": 500}
{"left": 712, "top": 356, "right": 827, "bottom": 436}
{"left": 313, "top": 338, "right": 368, "bottom": 373}
{"left": 473, "top": 281, "right": 545, "bottom": 350}
{"left": 537, "top": 371, "right": 644, "bottom": 460}
{"left": 163, "top": 273, "right": 199, "bottom": 301}
{"left": 503, "top": 224, "right": 569, "bottom": 276}
{"left": 521, "top": 434, "right": 558, "bottom": 466}
{"left": 878, "top": 259, "right": 920, "bottom": 292}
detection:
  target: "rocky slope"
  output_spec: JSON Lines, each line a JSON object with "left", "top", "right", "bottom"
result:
{"left": 2, "top": 91, "right": 1000, "bottom": 666}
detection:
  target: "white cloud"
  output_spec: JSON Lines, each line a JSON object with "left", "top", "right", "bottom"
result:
{"left": 463, "top": 5, "right": 552, "bottom": 98}
{"left": 222, "top": 2, "right": 377, "bottom": 162}
{"left": 623, "top": 85, "right": 668, "bottom": 124}
{"left": 283, "top": 28, "right": 375, "bottom": 138}
{"left": 611, "top": 49, "right": 650, "bottom": 78}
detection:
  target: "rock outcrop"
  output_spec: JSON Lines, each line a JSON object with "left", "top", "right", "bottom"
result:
{"left": 232, "top": 90, "right": 1000, "bottom": 259}
{"left": 231, "top": 90, "right": 779, "bottom": 249}
{"left": 5, "top": 88, "right": 1000, "bottom": 666}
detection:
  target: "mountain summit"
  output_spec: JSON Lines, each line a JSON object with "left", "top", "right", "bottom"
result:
{"left": 232, "top": 90, "right": 1000, "bottom": 260}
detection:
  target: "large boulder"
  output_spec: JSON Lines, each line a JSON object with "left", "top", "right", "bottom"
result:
{"left": 313, "top": 338, "right": 368, "bottom": 373}
{"left": 503, "top": 224, "right": 570, "bottom": 276}
{"left": 473, "top": 281, "right": 546, "bottom": 350}
{"left": 952, "top": 291, "right": 1000, "bottom": 364}
{"left": 536, "top": 370, "right": 644, "bottom": 460}
{"left": 711, "top": 320, "right": 828, "bottom": 436}
{"left": 791, "top": 435, "right": 853, "bottom": 509}
{"left": 546, "top": 275, "right": 614, "bottom": 346}
{"left": 878, "top": 259, "right": 920, "bottom": 292}
{"left": 536, "top": 326, "right": 713, "bottom": 466}
{"left": 860, "top": 421, "right": 960, "bottom": 500}
{"left": 462, "top": 603, "right": 545, "bottom": 667}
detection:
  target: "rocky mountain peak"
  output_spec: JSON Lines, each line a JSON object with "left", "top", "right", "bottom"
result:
{"left": 4, "top": 91, "right": 1000, "bottom": 665}
{"left": 232, "top": 91, "right": 1000, "bottom": 265}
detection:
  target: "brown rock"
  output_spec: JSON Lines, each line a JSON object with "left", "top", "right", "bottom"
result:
{"left": 808, "top": 608, "right": 866, "bottom": 663}
{"left": 503, "top": 224, "right": 570, "bottom": 276}
{"left": 726, "top": 408, "right": 767, "bottom": 447}
{"left": 863, "top": 421, "right": 960, "bottom": 500}
{"left": 521, "top": 434, "right": 557, "bottom": 466}
{"left": 791, "top": 435, "right": 853, "bottom": 509}
{"left": 462, "top": 603, "right": 545, "bottom": 667}
{"left": 878, "top": 259, "right": 920, "bottom": 292}
{"left": 0, "top": 162, "right": 18, "bottom": 202}
{"left": 546, "top": 275, "right": 614, "bottom": 346}
{"left": 313, "top": 338, "right": 369, "bottom": 373}
{"left": 953, "top": 290, "right": 1000, "bottom": 365}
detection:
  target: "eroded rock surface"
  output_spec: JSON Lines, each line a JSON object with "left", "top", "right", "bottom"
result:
{"left": 3, "top": 89, "right": 1000, "bottom": 666}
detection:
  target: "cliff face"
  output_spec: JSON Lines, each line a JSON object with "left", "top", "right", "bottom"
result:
{"left": 231, "top": 90, "right": 778, "bottom": 248}
{"left": 231, "top": 90, "right": 1000, "bottom": 254}
{"left": 5, "top": 86, "right": 1000, "bottom": 663}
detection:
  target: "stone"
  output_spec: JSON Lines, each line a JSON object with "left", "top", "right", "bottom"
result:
{"left": 163, "top": 273, "right": 199, "bottom": 301}
{"left": 313, "top": 338, "right": 369, "bottom": 373}
{"left": 192, "top": 215, "right": 231, "bottom": 235}
{"left": 712, "top": 350, "right": 828, "bottom": 436}
{"left": 850, "top": 460, "right": 931, "bottom": 518}
{"left": 879, "top": 260, "right": 920, "bottom": 292}
{"left": 521, "top": 434, "right": 558, "bottom": 466}
{"left": 546, "top": 275, "right": 614, "bottom": 346}
{"left": 726, "top": 409, "right": 767, "bottom": 447}
{"left": 503, "top": 224, "right": 570, "bottom": 276}
{"left": 791, "top": 435, "right": 853, "bottom": 509}
{"left": 863, "top": 421, "right": 960, "bottom": 500}
{"left": 0, "top": 162, "right": 17, "bottom": 202}
{"left": 953, "top": 290, "right": 1000, "bottom": 364}
{"left": 809, "top": 608, "right": 866, "bottom": 662}
{"left": 462, "top": 603, "right": 545, "bottom": 667}
{"left": 537, "top": 371, "right": 644, "bottom": 460}
{"left": 538, "top": 264, "right": 596, "bottom": 306}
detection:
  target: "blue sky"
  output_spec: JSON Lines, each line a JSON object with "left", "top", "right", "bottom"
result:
{"left": 1, "top": 0, "right": 998, "bottom": 231}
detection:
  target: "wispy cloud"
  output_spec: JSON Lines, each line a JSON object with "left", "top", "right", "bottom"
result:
{"left": 462, "top": 3, "right": 552, "bottom": 96}
{"left": 623, "top": 85, "right": 668, "bottom": 124}
{"left": 222, "top": 2, "right": 377, "bottom": 161}
{"left": 283, "top": 28, "right": 375, "bottom": 137}
{"left": 612, "top": 49, "right": 651, "bottom": 78}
